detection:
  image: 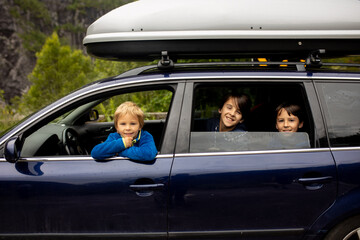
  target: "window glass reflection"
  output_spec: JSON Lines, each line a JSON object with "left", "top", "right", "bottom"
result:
{"left": 318, "top": 83, "right": 360, "bottom": 147}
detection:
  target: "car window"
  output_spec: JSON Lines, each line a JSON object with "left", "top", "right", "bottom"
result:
{"left": 190, "top": 83, "right": 313, "bottom": 153}
{"left": 93, "top": 90, "right": 171, "bottom": 122}
{"left": 317, "top": 82, "right": 360, "bottom": 147}
{"left": 21, "top": 89, "right": 173, "bottom": 157}
{"left": 190, "top": 132, "right": 310, "bottom": 152}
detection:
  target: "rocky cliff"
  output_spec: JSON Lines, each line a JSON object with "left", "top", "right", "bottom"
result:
{"left": 0, "top": 0, "right": 132, "bottom": 104}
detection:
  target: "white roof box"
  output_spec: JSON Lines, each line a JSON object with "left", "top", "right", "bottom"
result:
{"left": 83, "top": 0, "right": 360, "bottom": 61}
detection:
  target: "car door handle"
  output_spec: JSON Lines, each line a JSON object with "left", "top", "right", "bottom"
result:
{"left": 129, "top": 183, "right": 165, "bottom": 197}
{"left": 297, "top": 176, "right": 333, "bottom": 190}
{"left": 129, "top": 183, "right": 165, "bottom": 191}
{"left": 100, "top": 127, "right": 114, "bottom": 132}
{"left": 297, "top": 176, "right": 333, "bottom": 185}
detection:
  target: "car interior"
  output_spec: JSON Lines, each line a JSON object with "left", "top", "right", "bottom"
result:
{"left": 20, "top": 88, "right": 173, "bottom": 158}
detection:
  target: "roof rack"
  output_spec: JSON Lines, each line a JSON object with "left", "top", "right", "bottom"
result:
{"left": 116, "top": 51, "right": 360, "bottom": 78}
{"left": 156, "top": 50, "right": 328, "bottom": 71}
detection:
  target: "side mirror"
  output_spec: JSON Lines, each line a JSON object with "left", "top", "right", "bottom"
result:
{"left": 89, "top": 109, "right": 99, "bottom": 121}
{"left": 4, "top": 136, "right": 22, "bottom": 163}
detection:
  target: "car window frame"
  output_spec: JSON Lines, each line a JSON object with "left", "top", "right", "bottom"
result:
{"left": 1, "top": 80, "right": 183, "bottom": 162}
{"left": 176, "top": 78, "right": 327, "bottom": 154}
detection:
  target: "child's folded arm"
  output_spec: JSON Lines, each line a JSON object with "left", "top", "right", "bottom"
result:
{"left": 91, "top": 133, "right": 126, "bottom": 160}
{"left": 121, "top": 132, "right": 158, "bottom": 161}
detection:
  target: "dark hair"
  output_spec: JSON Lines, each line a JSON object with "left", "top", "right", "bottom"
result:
{"left": 220, "top": 93, "right": 252, "bottom": 120}
{"left": 275, "top": 102, "right": 304, "bottom": 123}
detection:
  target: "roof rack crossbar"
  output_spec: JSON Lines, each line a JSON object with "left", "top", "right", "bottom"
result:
{"left": 175, "top": 61, "right": 305, "bottom": 66}
{"left": 322, "top": 62, "right": 360, "bottom": 67}
{"left": 117, "top": 59, "right": 360, "bottom": 78}
{"left": 118, "top": 61, "right": 307, "bottom": 77}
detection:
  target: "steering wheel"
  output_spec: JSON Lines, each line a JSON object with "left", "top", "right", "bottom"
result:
{"left": 63, "top": 128, "right": 87, "bottom": 155}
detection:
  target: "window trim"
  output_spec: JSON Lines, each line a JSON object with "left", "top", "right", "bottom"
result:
{"left": 180, "top": 80, "right": 320, "bottom": 154}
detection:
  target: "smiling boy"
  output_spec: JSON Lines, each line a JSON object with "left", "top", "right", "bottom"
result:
{"left": 207, "top": 93, "right": 251, "bottom": 132}
{"left": 91, "top": 101, "right": 157, "bottom": 161}
{"left": 275, "top": 102, "right": 304, "bottom": 132}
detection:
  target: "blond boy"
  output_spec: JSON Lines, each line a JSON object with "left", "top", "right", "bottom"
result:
{"left": 91, "top": 101, "right": 157, "bottom": 161}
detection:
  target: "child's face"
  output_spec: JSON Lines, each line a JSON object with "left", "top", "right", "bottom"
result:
{"left": 218, "top": 97, "right": 243, "bottom": 132}
{"left": 276, "top": 108, "right": 303, "bottom": 132}
{"left": 116, "top": 113, "right": 141, "bottom": 139}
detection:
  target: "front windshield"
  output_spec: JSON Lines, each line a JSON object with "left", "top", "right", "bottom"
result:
{"left": 51, "top": 109, "right": 76, "bottom": 124}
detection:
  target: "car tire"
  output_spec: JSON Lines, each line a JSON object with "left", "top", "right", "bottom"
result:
{"left": 324, "top": 215, "right": 360, "bottom": 240}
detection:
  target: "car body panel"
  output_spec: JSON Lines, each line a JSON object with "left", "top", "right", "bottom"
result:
{"left": 169, "top": 150, "right": 337, "bottom": 239}
{"left": 304, "top": 149, "right": 360, "bottom": 240}
{"left": 0, "top": 156, "right": 173, "bottom": 239}
{"left": 167, "top": 78, "right": 337, "bottom": 239}
{"left": 1, "top": 70, "right": 360, "bottom": 239}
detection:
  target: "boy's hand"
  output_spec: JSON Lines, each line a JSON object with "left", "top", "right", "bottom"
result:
{"left": 124, "top": 137, "right": 133, "bottom": 148}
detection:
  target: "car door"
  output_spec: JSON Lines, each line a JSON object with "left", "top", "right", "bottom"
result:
{"left": 0, "top": 157, "right": 172, "bottom": 238}
{"left": 0, "top": 82, "right": 185, "bottom": 239}
{"left": 168, "top": 79, "right": 337, "bottom": 240}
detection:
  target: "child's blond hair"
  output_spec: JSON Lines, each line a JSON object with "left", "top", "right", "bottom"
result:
{"left": 114, "top": 101, "right": 144, "bottom": 129}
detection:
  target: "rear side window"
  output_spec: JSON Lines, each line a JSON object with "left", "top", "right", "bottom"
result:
{"left": 317, "top": 82, "right": 360, "bottom": 147}
{"left": 190, "top": 83, "right": 314, "bottom": 153}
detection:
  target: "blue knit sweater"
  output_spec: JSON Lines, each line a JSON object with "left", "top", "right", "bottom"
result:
{"left": 91, "top": 130, "right": 157, "bottom": 161}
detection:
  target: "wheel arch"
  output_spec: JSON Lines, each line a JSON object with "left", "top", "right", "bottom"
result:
{"left": 305, "top": 188, "right": 360, "bottom": 239}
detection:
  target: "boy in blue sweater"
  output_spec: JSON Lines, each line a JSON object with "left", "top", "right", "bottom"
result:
{"left": 91, "top": 101, "right": 158, "bottom": 161}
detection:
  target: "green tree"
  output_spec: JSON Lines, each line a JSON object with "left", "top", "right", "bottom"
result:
{"left": 93, "top": 59, "right": 145, "bottom": 79}
{"left": 0, "top": 90, "right": 23, "bottom": 135}
{"left": 14, "top": 32, "right": 155, "bottom": 115}
{"left": 20, "top": 32, "right": 96, "bottom": 112}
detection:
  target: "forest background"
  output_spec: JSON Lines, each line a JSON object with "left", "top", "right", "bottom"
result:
{"left": 1, "top": 0, "right": 360, "bottom": 134}
{"left": 0, "top": 0, "right": 147, "bottom": 134}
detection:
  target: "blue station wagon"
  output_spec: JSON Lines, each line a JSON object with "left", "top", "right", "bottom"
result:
{"left": 1, "top": 0, "right": 360, "bottom": 239}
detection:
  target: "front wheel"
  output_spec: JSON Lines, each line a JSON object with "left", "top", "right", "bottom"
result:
{"left": 324, "top": 216, "right": 360, "bottom": 240}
